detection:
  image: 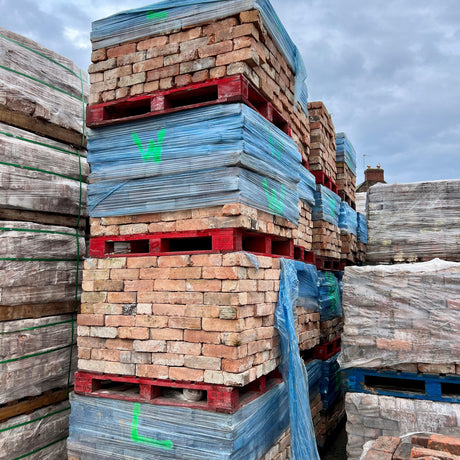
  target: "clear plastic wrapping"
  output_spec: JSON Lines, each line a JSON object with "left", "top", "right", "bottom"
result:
{"left": 275, "top": 258, "right": 320, "bottom": 460}
{"left": 0, "top": 122, "right": 88, "bottom": 217}
{"left": 338, "top": 202, "right": 358, "bottom": 236}
{"left": 312, "top": 185, "right": 341, "bottom": 226}
{"left": 357, "top": 212, "right": 367, "bottom": 244}
{"left": 355, "top": 192, "right": 367, "bottom": 214}
{"left": 0, "top": 400, "right": 70, "bottom": 460}
{"left": 88, "top": 104, "right": 301, "bottom": 222}
{"left": 0, "top": 221, "right": 85, "bottom": 306}
{"left": 0, "top": 28, "right": 88, "bottom": 135}
{"left": 90, "top": 0, "right": 307, "bottom": 104}
{"left": 339, "top": 259, "right": 460, "bottom": 369}
{"left": 318, "top": 271, "right": 342, "bottom": 321}
{"left": 295, "top": 260, "right": 319, "bottom": 312}
{"left": 366, "top": 180, "right": 460, "bottom": 263}
{"left": 68, "top": 384, "right": 288, "bottom": 460}
{"left": 0, "top": 314, "right": 76, "bottom": 404}
{"left": 298, "top": 167, "right": 316, "bottom": 207}
{"left": 335, "top": 132, "right": 356, "bottom": 175}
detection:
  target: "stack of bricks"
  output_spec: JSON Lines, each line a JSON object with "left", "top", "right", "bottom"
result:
{"left": 89, "top": 9, "right": 310, "bottom": 164}
{"left": 340, "top": 232, "right": 358, "bottom": 264}
{"left": 295, "top": 200, "right": 314, "bottom": 251}
{"left": 307, "top": 101, "right": 337, "bottom": 181}
{"left": 312, "top": 220, "right": 342, "bottom": 260}
{"left": 336, "top": 161, "right": 356, "bottom": 208}
{"left": 361, "top": 432, "right": 460, "bottom": 460}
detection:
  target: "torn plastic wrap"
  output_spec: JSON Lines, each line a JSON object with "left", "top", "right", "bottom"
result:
{"left": 68, "top": 384, "right": 289, "bottom": 460}
{"left": 0, "top": 400, "right": 70, "bottom": 460}
{"left": 336, "top": 132, "right": 357, "bottom": 176}
{"left": 312, "top": 185, "right": 341, "bottom": 226}
{"left": 0, "top": 122, "right": 88, "bottom": 217}
{"left": 0, "top": 221, "right": 85, "bottom": 306}
{"left": 319, "top": 352, "right": 342, "bottom": 411}
{"left": 88, "top": 104, "right": 300, "bottom": 222}
{"left": 318, "top": 271, "right": 342, "bottom": 321}
{"left": 0, "top": 314, "right": 76, "bottom": 404}
{"left": 0, "top": 28, "right": 88, "bottom": 135}
{"left": 357, "top": 212, "right": 367, "bottom": 244}
{"left": 90, "top": 0, "right": 307, "bottom": 104}
{"left": 366, "top": 180, "right": 460, "bottom": 263}
{"left": 295, "top": 260, "right": 319, "bottom": 312}
{"left": 298, "top": 167, "right": 316, "bottom": 208}
{"left": 338, "top": 202, "right": 358, "bottom": 236}
{"left": 275, "top": 258, "right": 320, "bottom": 460}
{"left": 339, "top": 259, "right": 460, "bottom": 370}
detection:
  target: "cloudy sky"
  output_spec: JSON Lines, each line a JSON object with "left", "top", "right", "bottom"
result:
{"left": 2, "top": 0, "right": 459, "bottom": 185}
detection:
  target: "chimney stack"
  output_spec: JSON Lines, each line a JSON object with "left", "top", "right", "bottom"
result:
{"left": 364, "top": 165, "right": 385, "bottom": 183}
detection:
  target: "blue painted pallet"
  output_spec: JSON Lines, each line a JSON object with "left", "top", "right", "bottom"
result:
{"left": 343, "top": 368, "right": 460, "bottom": 404}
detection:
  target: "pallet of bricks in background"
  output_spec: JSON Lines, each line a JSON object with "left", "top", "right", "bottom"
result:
{"left": 312, "top": 220, "right": 342, "bottom": 263}
{"left": 307, "top": 101, "right": 337, "bottom": 184}
{"left": 88, "top": 8, "right": 310, "bottom": 164}
{"left": 340, "top": 231, "right": 358, "bottom": 266}
{"left": 317, "top": 396, "right": 345, "bottom": 450}
{"left": 336, "top": 161, "right": 356, "bottom": 209}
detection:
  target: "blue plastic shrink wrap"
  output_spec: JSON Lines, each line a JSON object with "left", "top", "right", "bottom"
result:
{"left": 305, "top": 359, "right": 322, "bottom": 399}
{"left": 312, "top": 185, "right": 341, "bottom": 227}
{"left": 318, "top": 271, "right": 342, "bottom": 321}
{"left": 275, "top": 258, "right": 320, "bottom": 460}
{"left": 338, "top": 202, "right": 358, "bottom": 236}
{"left": 87, "top": 104, "right": 300, "bottom": 222}
{"left": 298, "top": 167, "right": 316, "bottom": 208}
{"left": 295, "top": 260, "right": 319, "bottom": 311}
{"left": 319, "top": 352, "right": 343, "bottom": 411}
{"left": 91, "top": 0, "right": 307, "bottom": 105}
{"left": 67, "top": 384, "right": 288, "bottom": 460}
{"left": 357, "top": 212, "right": 368, "bottom": 244}
{"left": 336, "top": 132, "right": 356, "bottom": 176}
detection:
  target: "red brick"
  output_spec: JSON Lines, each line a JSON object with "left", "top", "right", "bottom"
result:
{"left": 124, "top": 280, "right": 154, "bottom": 292}
{"left": 185, "top": 305, "right": 220, "bottom": 318}
{"left": 118, "top": 327, "right": 149, "bottom": 340}
{"left": 157, "top": 255, "right": 191, "bottom": 267}
{"left": 105, "top": 315, "right": 135, "bottom": 327}
{"left": 137, "top": 36, "right": 168, "bottom": 50}
{"left": 184, "top": 330, "right": 221, "bottom": 344}
{"left": 139, "top": 267, "right": 171, "bottom": 279}
{"left": 107, "top": 43, "right": 136, "bottom": 58}
{"left": 147, "top": 64, "right": 180, "bottom": 82}
{"left": 150, "top": 328, "right": 183, "bottom": 341}
{"left": 107, "top": 292, "right": 136, "bottom": 303}
{"left": 190, "top": 254, "right": 222, "bottom": 267}
{"left": 169, "top": 367, "right": 204, "bottom": 382}
{"left": 216, "top": 23, "right": 259, "bottom": 42}
{"left": 169, "top": 267, "right": 202, "bottom": 279}
{"left": 202, "top": 344, "right": 248, "bottom": 360}
{"left": 127, "top": 257, "right": 157, "bottom": 269}
{"left": 154, "top": 279, "right": 186, "bottom": 291}
{"left": 77, "top": 314, "right": 105, "bottom": 326}
{"left": 170, "top": 27, "right": 202, "bottom": 44}
{"left": 135, "top": 315, "right": 169, "bottom": 328}
{"left": 151, "top": 304, "right": 186, "bottom": 317}
{"left": 203, "top": 18, "right": 238, "bottom": 36}
{"left": 198, "top": 41, "right": 233, "bottom": 58}
{"left": 428, "top": 435, "right": 460, "bottom": 456}
{"left": 202, "top": 318, "right": 244, "bottom": 332}
{"left": 192, "top": 70, "right": 209, "bottom": 83}
{"left": 222, "top": 356, "right": 254, "bottom": 373}
{"left": 175, "top": 74, "right": 193, "bottom": 86}
{"left": 169, "top": 317, "right": 201, "bottom": 330}
{"left": 185, "top": 279, "right": 222, "bottom": 292}
{"left": 105, "top": 339, "right": 134, "bottom": 350}
{"left": 133, "top": 56, "right": 163, "bottom": 73}
{"left": 110, "top": 268, "right": 139, "bottom": 280}
{"left": 137, "top": 364, "right": 169, "bottom": 379}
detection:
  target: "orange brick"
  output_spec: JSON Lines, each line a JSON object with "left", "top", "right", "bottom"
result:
{"left": 78, "top": 336, "right": 105, "bottom": 349}
{"left": 133, "top": 56, "right": 163, "bottom": 73}
{"left": 202, "top": 266, "right": 243, "bottom": 280}
{"left": 77, "top": 314, "right": 105, "bottom": 326}
{"left": 216, "top": 23, "right": 259, "bottom": 42}
{"left": 202, "top": 344, "right": 248, "bottom": 360}
{"left": 107, "top": 43, "right": 136, "bottom": 58}
{"left": 91, "top": 348, "right": 121, "bottom": 362}
{"left": 157, "top": 255, "right": 191, "bottom": 267}
{"left": 132, "top": 340, "right": 166, "bottom": 353}
{"left": 184, "top": 355, "right": 221, "bottom": 370}
{"left": 154, "top": 279, "right": 186, "bottom": 291}
{"left": 169, "top": 267, "right": 202, "bottom": 279}
{"left": 202, "top": 318, "right": 244, "bottom": 332}
{"left": 169, "top": 317, "right": 201, "bottom": 330}
{"left": 169, "top": 367, "right": 204, "bottom": 382}
{"left": 198, "top": 40, "right": 233, "bottom": 58}
{"left": 93, "top": 280, "right": 124, "bottom": 292}
{"left": 139, "top": 267, "right": 171, "bottom": 279}
{"left": 118, "top": 327, "right": 149, "bottom": 340}
{"left": 175, "top": 74, "right": 193, "bottom": 86}
{"left": 185, "top": 279, "right": 222, "bottom": 292}
{"left": 105, "top": 339, "right": 134, "bottom": 350}
{"left": 184, "top": 330, "right": 221, "bottom": 344}
{"left": 191, "top": 254, "right": 222, "bottom": 267}
{"left": 137, "top": 364, "right": 169, "bottom": 379}
{"left": 124, "top": 280, "right": 154, "bottom": 292}
{"left": 147, "top": 64, "right": 180, "bottom": 81}
{"left": 127, "top": 257, "right": 157, "bottom": 269}
{"left": 184, "top": 305, "right": 220, "bottom": 318}
{"left": 151, "top": 304, "right": 186, "bottom": 317}
{"left": 222, "top": 356, "right": 254, "bottom": 373}
{"left": 138, "top": 291, "right": 203, "bottom": 304}
{"left": 110, "top": 268, "right": 140, "bottom": 280}
{"left": 107, "top": 292, "right": 136, "bottom": 303}
{"left": 133, "top": 314, "right": 167, "bottom": 328}
{"left": 137, "top": 36, "right": 168, "bottom": 50}
{"left": 105, "top": 315, "right": 135, "bottom": 327}
{"left": 428, "top": 434, "right": 460, "bottom": 455}
{"left": 203, "top": 292, "right": 239, "bottom": 305}
{"left": 150, "top": 328, "right": 183, "bottom": 341}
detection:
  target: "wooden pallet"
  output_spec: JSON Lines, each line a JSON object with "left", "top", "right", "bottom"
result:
{"left": 74, "top": 369, "right": 282, "bottom": 414}
{"left": 313, "top": 337, "right": 341, "bottom": 361}
{"left": 86, "top": 74, "right": 290, "bottom": 135}
{"left": 89, "top": 227, "right": 295, "bottom": 259}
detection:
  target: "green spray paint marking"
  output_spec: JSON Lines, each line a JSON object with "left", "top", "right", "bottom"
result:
{"left": 132, "top": 129, "right": 166, "bottom": 163}
{"left": 267, "top": 128, "right": 284, "bottom": 160}
{"left": 325, "top": 272, "right": 337, "bottom": 313}
{"left": 262, "top": 178, "right": 285, "bottom": 215}
{"left": 327, "top": 195, "right": 338, "bottom": 218}
{"left": 131, "top": 403, "right": 173, "bottom": 450}
{"left": 147, "top": 11, "right": 168, "bottom": 20}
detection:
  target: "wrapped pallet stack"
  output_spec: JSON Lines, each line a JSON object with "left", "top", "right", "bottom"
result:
{"left": 65, "top": 1, "right": 338, "bottom": 459}
{"left": 0, "top": 29, "right": 89, "bottom": 459}
{"left": 340, "top": 179, "right": 460, "bottom": 460}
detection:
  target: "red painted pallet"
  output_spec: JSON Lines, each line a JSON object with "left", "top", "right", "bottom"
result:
{"left": 313, "top": 337, "right": 341, "bottom": 360}
{"left": 74, "top": 370, "right": 283, "bottom": 414}
{"left": 294, "top": 246, "right": 316, "bottom": 265}
{"left": 312, "top": 171, "right": 339, "bottom": 194}
{"left": 338, "top": 190, "right": 356, "bottom": 210}
{"left": 89, "top": 228, "right": 295, "bottom": 259}
{"left": 86, "top": 74, "right": 290, "bottom": 135}
{"left": 315, "top": 256, "right": 345, "bottom": 272}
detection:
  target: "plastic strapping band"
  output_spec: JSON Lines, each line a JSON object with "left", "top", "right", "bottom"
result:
{"left": 0, "top": 258, "right": 78, "bottom": 262}
{"left": 0, "top": 227, "right": 84, "bottom": 238}
{"left": 0, "top": 319, "right": 74, "bottom": 335}
{"left": 13, "top": 436, "right": 68, "bottom": 460}
{"left": 0, "top": 344, "right": 73, "bottom": 365}
{"left": 0, "top": 160, "right": 85, "bottom": 182}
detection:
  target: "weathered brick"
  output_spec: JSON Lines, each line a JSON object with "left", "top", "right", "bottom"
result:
{"left": 107, "top": 43, "right": 136, "bottom": 58}
{"left": 222, "top": 356, "right": 255, "bottom": 373}
{"left": 180, "top": 57, "right": 215, "bottom": 74}
{"left": 98, "top": 258, "right": 127, "bottom": 269}
{"left": 154, "top": 279, "right": 186, "bottom": 291}
{"left": 135, "top": 315, "right": 168, "bottom": 328}
{"left": 88, "top": 58, "right": 117, "bottom": 73}
{"left": 169, "top": 367, "right": 204, "bottom": 382}
{"left": 151, "top": 353, "right": 185, "bottom": 367}
{"left": 118, "top": 327, "right": 149, "bottom": 340}
{"left": 147, "top": 64, "right": 180, "bottom": 81}
{"left": 150, "top": 328, "right": 184, "bottom": 341}
{"left": 203, "top": 292, "right": 239, "bottom": 305}
{"left": 198, "top": 41, "right": 233, "bottom": 58}
{"left": 167, "top": 341, "right": 202, "bottom": 355}
{"left": 137, "top": 35, "right": 168, "bottom": 50}
{"left": 90, "top": 326, "right": 117, "bottom": 338}
{"left": 192, "top": 70, "right": 209, "bottom": 83}
{"left": 186, "top": 279, "right": 222, "bottom": 292}
{"left": 127, "top": 257, "right": 157, "bottom": 269}
{"left": 107, "top": 292, "right": 136, "bottom": 304}
{"left": 216, "top": 23, "right": 259, "bottom": 42}
{"left": 104, "top": 65, "right": 132, "bottom": 80}
{"left": 202, "top": 344, "right": 248, "bottom": 360}
{"left": 170, "top": 27, "right": 202, "bottom": 44}
{"left": 119, "top": 72, "right": 146, "bottom": 87}
{"left": 77, "top": 314, "right": 105, "bottom": 326}
{"left": 169, "top": 317, "right": 201, "bottom": 330}
{"left": 202, "top": 318, "right": 245, "bottom": 332}
{"left": 105, "top": 339, "right": 134, "bottom": 350}
{"left": 91, "top": 48, "right": 106, "bottom": 63}
{"left": 210, "top": 66, "right": 227, "bottom": 79}
{"left": 184, "top": 355, "right": 221, "bottom": 370}
{"left": 185, "top": 305, "right": 220, "bottom": 318}
{"left": 110, "top": 268, "right": 140, "bottom": 280}
{"left": 133, "top": 56, "right": 163, "bottom": 73}
{"left": 91, "top": 348, "right": 120, "bottom": 362}
{"left": 175, "top": 74, "right": 193, "bottom": 86}
{"left": 137, "top": 364, "right": 169, "bottom": 379}
{"left": 124, "top": 280, "right": 154, "bottom": 292}
{"left": 184, "top": 330, "right": 221, "bottom": 344}
{"left": 157, "top": 255, "right": 191, "bottom": 267}
{"left": 133, "top": 340, "right": 166, "bottom": 353}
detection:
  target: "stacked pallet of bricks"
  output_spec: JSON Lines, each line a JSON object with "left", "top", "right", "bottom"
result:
{"left": 66, "top": 1, "right": 329, "bottom": 459}
{"left": 0, "top": 28, "right": 89, "bottom": 459}
{"left": 335, "top": 132, "right": 357, "bottom": 208}
{"left": 340, "top": 179, "right": 460, "bottom": 460}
